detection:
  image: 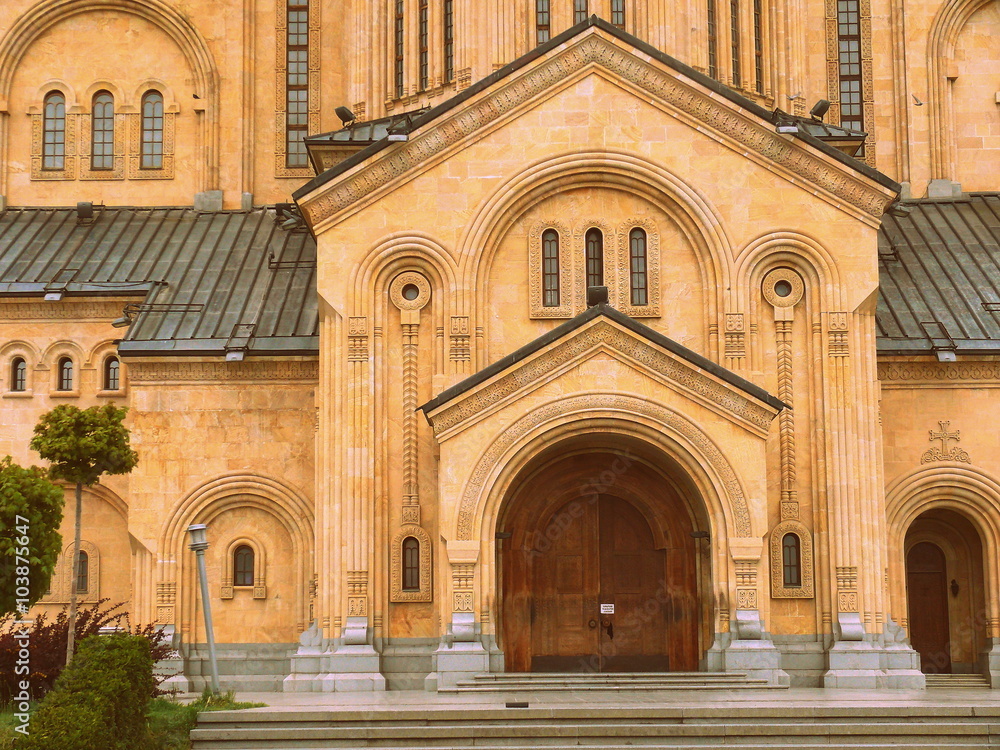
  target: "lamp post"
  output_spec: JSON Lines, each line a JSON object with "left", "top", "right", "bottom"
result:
{"left": 187, "top": 523, "right": 220, "bottom": 694}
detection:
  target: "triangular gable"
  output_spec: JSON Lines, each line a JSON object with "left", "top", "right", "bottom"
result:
{"left": 295, "top": 17, "right": 898, "bottom": 228}
{"left": 420, "top": 304, "right": 784, "bottom": 440}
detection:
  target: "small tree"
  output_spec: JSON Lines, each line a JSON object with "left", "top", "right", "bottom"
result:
{"left": 0, "top": 456, "right": 64, "bottom": 616}
{"left": 30, "top": 404, "right": 138, "bottom": 664}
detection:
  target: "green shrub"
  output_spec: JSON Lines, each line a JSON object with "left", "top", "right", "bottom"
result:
{"left": 16, "top": 633, "right": 153, "bottom": 750}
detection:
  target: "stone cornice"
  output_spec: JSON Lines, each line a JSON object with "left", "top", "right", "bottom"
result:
{"left": 300, "top": 33, "right": 895, "bottom": 228}
{"left": 127, "top": 359, "right": 319, "bottom": 384}
{"left": 878, "top": 361, "right": 1000, "bottom": 386}
{"left": 0, "top": 300, "right": 124, "bottom": 320}
{"left": 427, "top": 318, "right": 779, "bottom": 439}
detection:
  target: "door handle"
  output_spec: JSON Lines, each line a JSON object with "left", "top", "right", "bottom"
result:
{"left": 588, "top": 619, "right": 598, "bottom": 629}
{"left": 601, "top": 619, "right": 614, "bottom": 640}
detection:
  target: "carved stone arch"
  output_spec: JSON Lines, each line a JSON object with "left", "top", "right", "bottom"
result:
{"left": 221, "top": 536, "right": 267, "bottom": 600}
{"left": 82, "top": 80, "right": 127, "bottom": 108}
{"left": 461, "top": 394, "right": 754, "bottom": 545}
{"left": 130, "top": 78, "right": 181, "bottom": 114}
{"left": 927, "top": 0, "right": 995, "bottom": 181}
{"left": 390, "top": 525, "right": 433, "bottom": 602}
{"left": 769, "top": 519, "right": 814, "bottom": 598}
{"left": 40, "top": 339, "right": 85, "bottom": 366}
{"left": 0, "top": 0, "right": 220, "bottom": 193}
{"left": 2, "top": 340, "right": 38, "bottom": 392}
{"left": 28, "top": 79, "right": 79, "bottom": 113}
{"left": 734, "top": 231, "right": 841, "bottom": 312}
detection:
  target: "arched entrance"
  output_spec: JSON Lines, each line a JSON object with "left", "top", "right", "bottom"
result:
{"left": 497, "top": 437, "right": 710, "bottom": 673}
{"left": 905, "top": 509, "right": 987, "bottom": 675}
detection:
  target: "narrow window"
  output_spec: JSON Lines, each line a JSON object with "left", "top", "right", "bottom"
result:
{"left": 418, "top": 0, "right": 429, "bottom": 90}
{"left": 43, "top": 92, "right": 66, "bottom": 171}
{"left": 752, "top": 0, "right": 763, "bottom": 94}
{"left": 707, "top": 0, "right": 718, "bottom": 78}
{"left": 443, "top": 0, "right": 455, "bottom": 83}
{"left": 234, "top": 545, "right": 255, "bottom": 586}
{"left": 574, "top": 0, "right": 589, "bottom": 24}
{"left": 611, "top": 0, "right": 625, "bottom": 29}
{"left": 286, "top": 0, "right": 310, "bottom": 167}
{"left": 395, "top": 0, "right": 405, "bottom": 98}
{"left": 140, "top": 91, "right": 164, "bottom": 170}
{"left": 103, "top": 356, "right": 120, "bottom": 391}
{"left": 837, "top": 0, "right": 864, "bottom": 132}
{"left": 585, "top": 228, "right": 604, "bottom": 289}
{"left": 629, "top": 228, "right": 648, "bottom": 306}
{"left": 402, "top": 537, "right": 420, "bottom": 591}
{"left": 76, "top": 550, "right": 89, "bottom": 593}
{"left": 11, "top": 357, "right": 27, "bottom": 392}
{"left": 57, "top": 357, "right": 73, "bottom": 391}
{"left": 536, "top": 0, "right": 550, "bottom": 44}
{"left": 542, "top": 230, "right": 560, "bottom": 307}
{"left": 730, "top": 0, "right": 741, "bottom": 88}
{"left": 782, "top": 533, "right": 801, "bottom": 587}
{"left": 91, "top": 91, "right": 114, "bottom": 170}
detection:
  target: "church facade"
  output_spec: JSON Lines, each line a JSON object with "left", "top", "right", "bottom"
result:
{"left": 2, "top": 0, "right": 1000, "bottom": 691}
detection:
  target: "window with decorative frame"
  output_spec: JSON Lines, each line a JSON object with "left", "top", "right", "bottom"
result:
{"left": 40, "top": 541, "right": 100, "bottom": 602}
{"left": 730, "top": 0, "right": 741, "bottom": 88}
{"left": 585, "top": 228, "right": 604, "bottom": 289}
{"left": 615, "top": 219, "right": 660, "bottom": 318}
{"left": 31, "top": 90, "right": 76, "bottom": 180}
{"left": 529, "top": 223, "right": 573, "bottom": 318}
{"left": 221, "top": 538, "right": 267, "bottom": 599}
{"left": 90, "top": 92, "right": 114, "bottom": 170}
{"left": 769, "top": 520, "right": 814, "bottom": 598}
{"left": 402, "top": 537, "right": 420, "bottom": 591}
{"left": 443, "top": 0, "right": 455, "bottom": 83}
{"left": 234, "top": 545, "right": 255, "bottom": 587}
{"left": 542, "top": 229, "right": 560, "bottom": 307}
{"left": 103, "top": 356, "right": 120, "bottom": 391}
{"left": 536, "top": 0, "right": 550, "bottom": 44}
{"left": 10, "top": 357, "right": 27, "bottom": 392}
{"left": 390, "top": 526, "right": 432, "bottom": 601}
{"left": 628, "top": 228, "right": 648, "bottom": 306}
{"left": 611, "top": 0, "right": 625, "bottom": 29}
{"left": 707, "top": 0, "right": 718, "bottom": 78}
{"left": 825, "top": 0, "right": 872, "bottom": 161}
{"left": 56, "top": 357, "right": 73, "bottom": 392}
{"left": 76, "top": 550, "right": 89, "bottom": 593}
{"left": 43, "top": 92, "right": 66, "bottom": 171}
{"left": 782, "top": 533, "right": 801, "bottom": 586}
{"left": 276, "top": 0, "right": 320, "bottom": 176}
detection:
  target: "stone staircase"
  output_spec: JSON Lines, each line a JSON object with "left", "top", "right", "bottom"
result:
{"left": 191, "top": 703, "right": 1000, "bottom": 749}
{"left": 925, "top": 673, "right": 991, "bottom": 689}
{"left": 439, "top": 671, "right": 781, "bottom": 692}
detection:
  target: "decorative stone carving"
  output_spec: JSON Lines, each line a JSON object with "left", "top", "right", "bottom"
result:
{"left": 769, "top": 520, "right": 815, "bottom": 599}
{"left": 348, "top": 317, "right": 369, "bottom": 362}
{"left": 879, "top": 362, "right": 1000, "bottom": 383}
{"left": 528, "top": 221, "right": 574, "bottom": 318}
{"left": 30, "top": 113, "right": 78, "bottom": 180}
{"left": 449, "top": 316, "right": 470, "bottom": 361}
{"left": 389, "top": 272, "right": 431, "bottom": 311}
{"left": 921, "top": 421, "right": 971, "bottom": 464}
{"left": 127, "top": 112, "right": 176, "bottom": 180}
{"left": 79, "top": 112, "right": 126, "bottom": 180}
{"left": 762, "top": 268, "right": 805, "bottom": 308}
{"left": 828, "top": 312, "right": 849, "bottom": 357}
{"left": 614, "top": 217, "right": 661, "bottom": 318}
{"left": 390, "top": 525, "right": 432, "bottom": 603}
{"left": 347, "top": 570, "right": 368, "bottom": 617}
{"left": 274, "top": 0, "right": 321, "bottom": 178}
{"left": 451, "top": 562, "right": 475, "bottom": 612}
{"left": 724, "top": 313, "right": 746, "bottom": 361}
{"left": 155, "top": 581, "right": 176, "bottom": 624}
{"left": 127, "top": 360, "right": 318, "bottom": 382}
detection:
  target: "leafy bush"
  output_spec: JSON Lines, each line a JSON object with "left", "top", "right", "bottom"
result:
{"left": 16, "top": 633, "right": 154, "bottom": 750}
{"left": 145, "top": 690, "right": 267, "bottom": 750}
{"left": 0, "top": 600, "right": 172, "bottom": 703}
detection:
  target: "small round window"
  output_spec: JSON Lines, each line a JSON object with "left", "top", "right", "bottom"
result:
{"left": 401, "top": 284, "right": 420, "bottom": 301}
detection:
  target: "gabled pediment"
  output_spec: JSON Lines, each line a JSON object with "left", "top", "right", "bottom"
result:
{"left": 296, "top": 18, "right": 898, "bottom": 230}
{"left": 420, "top": 304, "right": 783, "bottom": 440}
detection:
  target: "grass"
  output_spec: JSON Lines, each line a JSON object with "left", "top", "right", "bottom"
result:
{"left": 1, "top": 690, "right": 266, "bottom": 750}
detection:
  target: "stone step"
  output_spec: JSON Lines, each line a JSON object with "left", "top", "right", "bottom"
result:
{"left": 443, "top": 671, "right": 777, "bottom": 692}
{"left": 925, "top": 674, "right": 991, "bottom": 689}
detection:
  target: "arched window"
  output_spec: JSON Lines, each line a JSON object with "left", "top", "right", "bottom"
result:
{"left": 91, "top": 91, "right": 114, "bottom": 170}
{"left": 752, "top": 0, "right": 764, "bottom": 94}
{"left": 730, "top": 0, "right": 742, "bottom": 88}
{"left": 611, "top": 0, "right": 626, "bottom": 29}
{"left": 57, "top": 357, "right": 73, "bottom": 391}
{"left": 11, "top": 357, "right": 27, "bottom": 392}
{"left": 103, "top": 356, "right": 120, "bottom": 391}
{"left": 394, "top": 0, "right": 405, "bottom": 98}
{"left": 286, "top": 0, "right": 310, "bottom": 166}
{"left": 536, "top": 0, "right": 550, "bottom": 44}
{"left": 585, "top": 228, "right": 604, "bottom": 289}
{"left": 76, "top": 550, "right": 89, "bottom": 593}
{"left": 443, "top": 0, "right": 454, "bottom": 83}
{"left": 574, "top": 0, "right": 589, "bottom": 24}
{"left": 542, "top": 229, "right": 560, "bottom": 307}
{"left": 707, "top": 0, "right": 718, "bottom": 78}
{"left": 234, "top": 545, "right": 255, "bottom": 586}
{"left": 782, "top": 533, "right": 802, "bottom": 587}
{"left": 402, "top": 537, "right": 420, "bottom": 591}
{"left": 629, "top": 228, "right": 648, "bottom": 306}
{"left": 419, "top": 0, "right": 429, "bottom": 91}
{"left": 140, "top": 91, "right": 164, "bottom": 170}
{"left": 43, "top": 92, "right": 66, "bottom": 171}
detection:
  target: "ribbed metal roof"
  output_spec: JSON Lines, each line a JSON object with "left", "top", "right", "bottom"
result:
{"left": 877, "top": 193, "right": 1000, "bottom": 354}
{"left": 0, "top": 207, "right": 318, "bottom": 356}
{"left": 305, "top": 108, "right": 431, "bottom": 145}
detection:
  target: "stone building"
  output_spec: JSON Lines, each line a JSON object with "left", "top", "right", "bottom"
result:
{"left": 1, "top": 0, "right": 999, "bottom": 691}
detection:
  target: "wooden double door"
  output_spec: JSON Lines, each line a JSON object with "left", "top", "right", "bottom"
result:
{"left": 906, "top": 541, "right": 951, "bottom": 673}
{"left": 502, "top": 492, "right": 697, "bottom": 673}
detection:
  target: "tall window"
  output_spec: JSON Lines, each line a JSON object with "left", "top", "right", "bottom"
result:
{"left": 286, "top": 0, "right": 310, "bottom": 167}
{"left": 140, "top": 91, "right": 164, "bottom": 170}
{"left": 443, "top": 0, "right": 455, "bottom": 83}
{"left": 837, "top": 0, "right": 864, "bottom": 131}
{"left": 629, "top": 228, "right": 648, "bottom": 306}
{"left": 395, "top": 0, "right": 405, "bottom": 97}
{"left": 57, "top": 357, "right": 73, "bottom": 391}
{"left": 11, "top": 358, "right": 26, "bottom": 392}
{"left": 234, "top": 545, "right": 255, "bottom": 586}
{"left": 103, "top": 356, "right": 120, "bottom": 391}
{"left": 91, "top": 91, "right": 114, "bottom": 170}
{"left": 611, "top": 0, "right": 625, "bottom": 29}
{"left": 76, "top": 551, "right": 89, "bottom": 593}
{"left": 542, "top": 230, "right": 560, "bottom": 307}
{"left": 42, "top": 92, "right": 66, "bottom": 171}
{"left": 585, "top": 229, "right": 604, "bottom": 289}
{"left": 402, "top": 537, "right": 420, "bottom": 591}
{"left": 536, "top": 0, "right": 550, "bottom": 44}
{"left": 707, "top": 0, "right": 718, "bottom": 78}
{"left": 752, "top": 0, "right": 763, "bottom": 94}
{"left": 419, "top": 0, "right": 429, "bottom": 90}
{"left": 782, "top": 533, "right": 801, "bottom": 587}
{"left": 730, "top": 0, "right": 741, "bottom": 88}
{"left": 574, "top": 0, "right": 588, "bottom": 23}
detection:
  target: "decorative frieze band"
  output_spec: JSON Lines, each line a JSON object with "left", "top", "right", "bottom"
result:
{"left": 0, "top": 300, "right": 126, "bottom": 320}
{"left": 127, "top": 360, "right": 318, "bottom": 383}
{"left": 878, "top": 362, "right": 1000, "bottom": 383}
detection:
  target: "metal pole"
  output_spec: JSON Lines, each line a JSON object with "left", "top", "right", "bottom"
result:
{"left": 188, "top": 525, "right": 220, "bottom": 694}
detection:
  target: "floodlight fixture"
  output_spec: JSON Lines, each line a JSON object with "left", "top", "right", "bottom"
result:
{"left": 335, "top": 106, "right": 356, "bottom": 127}
{"left": 809, "top": 99, "right": 831, "bottom": 120}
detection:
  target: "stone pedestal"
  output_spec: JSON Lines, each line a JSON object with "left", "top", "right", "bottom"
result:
{"left": 878, "top": 617, "right": 925, "bottom": 689}
{"left": 705, "top": 610, "right": 789, "bottom": 686}
{"left": 425, "top": 640, "right": 490, "bottom": 691}
{"left": 318, "top": 644, "right": 386, "bottom": 692}
{"left": 982, "top": 640, "right": 1000, "bottom": 688}
{"left": 283, "top": 621, "right": 325, "bottom": 693}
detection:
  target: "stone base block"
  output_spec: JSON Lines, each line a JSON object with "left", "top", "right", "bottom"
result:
{"left": 426, "top": 642, "right": 490, "bottom": 691}
{"left": 981, "top": 642, "right": 1000, "bottom": 688}
{"left": 713, "top": 639, "right": 790, "bottom": 686}
{"left": 823, "top": 641, "right": 882, "bottom": 688}
{"left": 194, "top": 190, "right": 224, "bottom": 211}
{"left": 879, "top": 645, "right": 925, "bottom": 689}
{"left": 927, "top": 179, "right": 962, "bottom": 198}
{"left": 318, "top": 645, "right": 386, "bottom": 692}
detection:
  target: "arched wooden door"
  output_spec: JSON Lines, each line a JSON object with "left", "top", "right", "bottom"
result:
{"left": 906, "top": 541, "right": 951, "bottom": 674}
{"left": 503, "top": 493, "right": 696, "bottom": 672}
